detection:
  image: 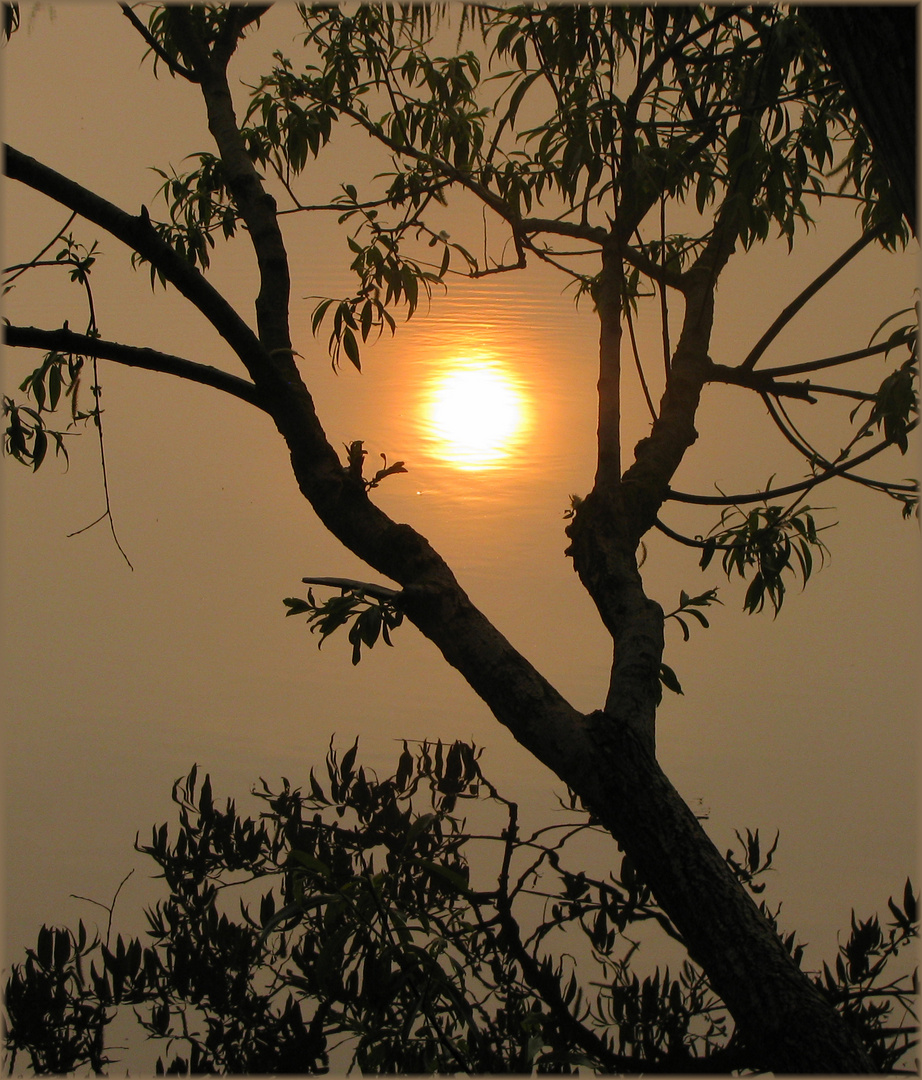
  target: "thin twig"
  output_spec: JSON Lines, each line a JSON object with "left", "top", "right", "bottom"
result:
{"left": 667, "top": 421, "right": 918, "bottom": 505}
{"left": 2, "top": 211, "right": 77, "bottom": 287}
{"left": 70, "top": 869, "right": 135, "bottom": 948}
{"left": 67, "top": 355, "right": 134, "bottom": 571}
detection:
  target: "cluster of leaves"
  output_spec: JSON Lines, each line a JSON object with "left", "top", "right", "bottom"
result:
{"left": 3, "top": 742, "right": 916, "bottom": 1075}
{"left": 658, "top": 588, "right": 723, "bottom": 696}
{"left": 828, "top": 109, "right": 910, "bottom": 250}
{"left": 290, "top": 7, "right": 898, "bottom": 262}
{"left": 1, "top": 921, "right": 112, "bottom": 1074}
{"left": 700, "top": 499, "right": 831, "bottom": 616}
{"left": 140, "top": 5, "right": 265, "bottom": 79}
{"left": 144, "top": 154, "right": 238, "bottom": 279}
{"left": 819, "top": 883, "right": 919, "bottom": 1073}
{"left": 3, "top": 339, "right": 99, "bottom": 469}
{"left": 244, "top": 52, "right": 336, "bottom": 179}
{"left": 847, "top": 310, "right": 919, "bottom": 463}
{"left": 308, "top": 196, "right": 453, "bottom": 371}
{"left": 865, "top": 358, "right": 919, "bottom": 457}
{"left": 3, "top": 232, "right": 105, "bottom": 469}
{"left": 665, "top": 587, "right": 723, "bottom": 643}
{"left": 283, "top": 584, "right": 404, "bottom": 666}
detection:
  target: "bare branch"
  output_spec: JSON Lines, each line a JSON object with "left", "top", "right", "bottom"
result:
{"left": 739, "top": 225, "right": 885, "bottom": 372}
{"left": 757, "top": 340, "right": 907, "bottom": 378}
{"left": 301, "top": 576, "right": 399, "bottom": 601}
{"left": 667, "top": 424, "right": 918, "bottom": 505}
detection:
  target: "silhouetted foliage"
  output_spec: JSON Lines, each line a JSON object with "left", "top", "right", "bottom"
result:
{"left": 4, "top": 742, "right": 916, "bottom": 1074}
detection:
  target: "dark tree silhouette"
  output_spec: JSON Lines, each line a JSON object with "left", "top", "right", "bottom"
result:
{"left": 4, "top": 745, "right": 918, "bottom": 1074}
{"left": 3, "top": 6, "right": 917, "bottom": 1071}
{"left": 800, "top": 5, "right": 916, "bottom": 236}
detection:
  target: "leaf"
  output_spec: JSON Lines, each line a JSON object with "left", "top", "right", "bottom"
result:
{"left": 30, "top": 425, "right": 48, "bottom": 471}
{"left": 659, "top": 663, "right": 683, "bottom": 695}
{"left": 395, "top": 745, "right": 414, "bottom": 790}
{"left": 289, "top": 849, "right": 331, "bottom": 877}
{"left": 414, "top": 858, "right": 472, "bottom": 897}
{"left": 341, "top": 327, "right": 361, "bottom": 371}
{"left": 283, "top": 596, "right": 312, "bottom": 617}
{"left": 699, "top": 537, "right": 717, "bottom": 571}
{"left": 903, "top": 878, "right": 917, "bottom": 923}
{"left": 310, "top": 297, "right": 334, "bottom": 336}
{"left": 339, "top": 740, "right": 358, "bottom": 782}
{"left": 360, "top": 299, "right": 373, "bottom": 342}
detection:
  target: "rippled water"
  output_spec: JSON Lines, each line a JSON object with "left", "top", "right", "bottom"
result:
{"left": 301, "top": 263, "right": 610, "bottom": 577}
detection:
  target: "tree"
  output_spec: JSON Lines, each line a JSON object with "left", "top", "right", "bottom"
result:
{"left": 2, "top": 5, "right": 917, "bottom": 1072}
{"left": 4, "top": 744, "right": 918, "bottom": 1074}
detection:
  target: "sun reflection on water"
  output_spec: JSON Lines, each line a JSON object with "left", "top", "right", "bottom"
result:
{"left": 421, "top": 355, "right": 531, "bottom": 471}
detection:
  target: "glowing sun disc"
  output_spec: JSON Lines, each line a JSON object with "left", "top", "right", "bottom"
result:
{"left": 426, "top": 362, "right": 528, "bottom": 470}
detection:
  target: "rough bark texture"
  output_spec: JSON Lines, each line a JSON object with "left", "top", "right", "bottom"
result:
{"left": 561, "top": 718, "right": 874, "bottom": 1073}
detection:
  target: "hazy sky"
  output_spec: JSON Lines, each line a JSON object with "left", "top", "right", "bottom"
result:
{"left": 1, "top": 0, "right": 919, "bottom": 1038}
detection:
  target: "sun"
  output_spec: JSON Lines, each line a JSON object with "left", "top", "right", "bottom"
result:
{"left": 424, "top": 359, "right": 529, "bottom": 470}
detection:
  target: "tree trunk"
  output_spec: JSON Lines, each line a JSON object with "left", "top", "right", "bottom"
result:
{"left": 561, "top": 713, "right": 874, "bottom": 1072}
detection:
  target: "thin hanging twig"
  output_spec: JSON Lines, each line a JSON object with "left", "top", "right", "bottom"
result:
{"left": 66, "top": 355, "right": 134, "bottom": 570}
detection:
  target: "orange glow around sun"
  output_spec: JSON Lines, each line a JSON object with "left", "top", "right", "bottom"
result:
{"left": 423, "top": 357, "right": 530, "bottom": 470}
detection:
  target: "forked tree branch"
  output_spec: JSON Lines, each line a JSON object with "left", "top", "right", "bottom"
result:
{"left": 707, "top": 362, "right": 817, "bottom": 401}
{"left": 4, "top": 145, "right": 271, "bottom": 386}
{"left": 739, "top": 224, "right": 886, "bottom": 371}
{"left": 666, "top": 424, "right": 918, "bottom": 505}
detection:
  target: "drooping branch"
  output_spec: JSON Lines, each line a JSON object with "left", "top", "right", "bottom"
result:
{"left": 4, "top": 324, "right": 269, "bottom": 411}
{"left": 761, "top": 391, "right": 831, "bottom": 465}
